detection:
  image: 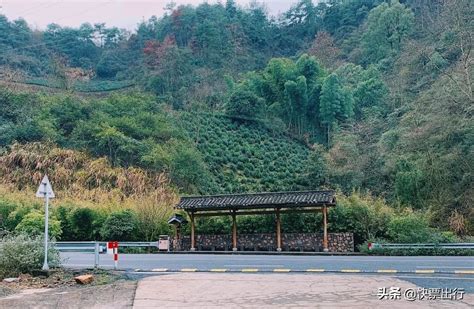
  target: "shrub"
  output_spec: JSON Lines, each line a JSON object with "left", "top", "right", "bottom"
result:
{"left": 4, "top": 204, "right": 32, "bottom": 232}
{"left": 70, "top": 207, "right": 97, "bottom": 240}
{"left": 0, "top": 234, "right": 61, "bottom": 278}
{"left": 282, "top": 213, "right": 322, "bottom": 233}
{"left": 237, "top": 215, "right": 276, "bottom": 234}
{"left": 196, "top": 217, "right": 231, "bottom": 235}
{"left": 100, "top": 210, "right": 139, "bottom": 241}
{"left": 387, "top": 213, "right": 433, "bottom": 243}
{"left": 15, "top": 211, "right": 62, "bottom": 239}
{"left": 54, "top": 205, "right": 105, "bottom": 241}
{"left": 226, "top": 87, "right": 265, "bottom": 119}
{"left": 329, "top": 192, "right": 393, "bottom": 246}
{"left": 433, "top": 231, "right": 458, "bottom": 243}
{"left": 54, "top": 205, "right": 74, "bottom": 240}
{"left": 359, "top": 240, "right": 473, "bottom": 256}
{"left": 91, "top": 210, "right": 108, "bottom": 240}
{"left": 0, "top": 199, "right": 17, "bottom": 231}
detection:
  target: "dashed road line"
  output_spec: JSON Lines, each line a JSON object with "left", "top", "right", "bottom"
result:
{"left": 241, "top": 268, "right": 259, "bottom": 272}
{"left": 340, "top": 269, "right": 361, "bottom": 273}
{"left": 415, "top": 269, "right": 435, "bottom": 274}
{"left": 377, "top": 269, "right": 397, "bottom": 273}
{"left": 454, "top": 270, "right": 474, "bottom": 274}
{"left": 397, "top": 275, "right": 474, "bottom": 280}
{"left": 129, "top": 268, "right": 474, "bottom": 274}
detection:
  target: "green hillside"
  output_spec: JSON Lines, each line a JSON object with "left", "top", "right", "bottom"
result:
{"left": 177, "top": 113, "right": 311, "bottom": 193}
{"left": 0, "top": 0, "right": 472, "bottom": 242}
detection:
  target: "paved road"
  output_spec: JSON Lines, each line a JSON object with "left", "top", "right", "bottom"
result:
{"left": 61, "top": 253, "right": 473, "bottom": 272}
{"left": 61, "top": 253, "right": 474, "bottom": 292}
{"left": 133, "top": 273, "right": 474, "bottom": 308}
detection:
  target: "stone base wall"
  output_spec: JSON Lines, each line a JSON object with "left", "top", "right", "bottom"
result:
{"left": 175, "top": 233, "right": 353, "bottom": 252}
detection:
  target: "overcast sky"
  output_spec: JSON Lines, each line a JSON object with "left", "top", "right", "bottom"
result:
{"left": 0, "top": 0, "right": 298, "bottom": 31}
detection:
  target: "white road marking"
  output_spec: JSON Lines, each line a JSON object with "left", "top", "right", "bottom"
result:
{"left": 225, "top": 264, "right": 285, "bottom": 267}
{"left": 417, "top": 266, "right": 474, "bottom": 268}
{"left": 63, "top": 264, "right": 99, "bottom": 267}
{"left": 397, "top": 276, "right": 474, "bottom": 281}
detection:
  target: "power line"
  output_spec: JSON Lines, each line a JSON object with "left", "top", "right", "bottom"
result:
{"left": 6, "top": 34, "right": 95, "bottom": 53}
{"left": 53, "top": 0, "right": 116, "bottom": 24}
{"left": 13, "top": 0, "right": 64, "bottom": 17}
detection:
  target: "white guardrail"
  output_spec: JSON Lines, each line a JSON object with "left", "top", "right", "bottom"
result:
{"left": 368, "top": 242, "right": 474, "bottom": 250}
{"left": 55, "top": 241, "right": 162, "bottom": 268}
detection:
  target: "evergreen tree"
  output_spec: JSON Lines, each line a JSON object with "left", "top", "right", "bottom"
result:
{"left": 227, "top": 86, "right": 265, "bottom": 119}
{"left": 320, "top": 73, "right": 354, "bottom": 144}
{"left": 284, "top": 76, "right": 309, "bottom": 134}
{"left": 362, "top": 0, "right": 415, "bottom": 63}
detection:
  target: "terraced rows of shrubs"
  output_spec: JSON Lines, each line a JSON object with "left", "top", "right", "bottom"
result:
{"left": 23, "top": 78, "right": 135, "bottom": 92}
{"left": 73, "top": 80, "right": 135, "bottom": 92}
{"left": 177, "top": 112, "right": 311, "bottom": 193}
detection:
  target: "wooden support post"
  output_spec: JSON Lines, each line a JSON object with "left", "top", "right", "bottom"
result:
{"left": 190, "top": 212, "right": 196, "bottom": 251}
{"left": 276, "top": 208, "right": 282, "bottom": 252}
{"left": 323, "top": 206, "right": 328, "bottom": 252}
{"left": 173, "top": 225, "right": 178, "bottom": 251}
{"left": 232, "top": 211, "right": 237, "bottom": 251}
{"left": 174, "top": 225, "right": 182, "bottom": 251}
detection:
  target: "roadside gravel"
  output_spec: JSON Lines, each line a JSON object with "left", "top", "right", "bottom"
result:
{"left": 0, "top": 270, "right": 137, "bottom": 309}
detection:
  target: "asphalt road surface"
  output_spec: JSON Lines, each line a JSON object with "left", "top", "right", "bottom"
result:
{"left": 61, "top": 253, "right": 473, "bottom": 273}
{"left": 61, "top": 253, "right": 474, "bottom": 293}
{"left": 132, "top": 273, "right": 474, "bottom": 308}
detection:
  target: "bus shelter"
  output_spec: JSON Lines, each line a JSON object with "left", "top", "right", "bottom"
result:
{"left": 173, "top": 190, "right": 336, "bottom": 252}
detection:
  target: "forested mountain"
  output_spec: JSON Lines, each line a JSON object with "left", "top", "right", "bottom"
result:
{"left": 0, "top": 0, "right": 472, "bottom": 241}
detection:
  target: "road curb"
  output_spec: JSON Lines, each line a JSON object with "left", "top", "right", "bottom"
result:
{"left": 129, "top": 268, "right": 474, "bottom": 275}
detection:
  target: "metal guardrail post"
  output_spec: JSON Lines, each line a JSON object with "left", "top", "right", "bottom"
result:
{"left": 94, "top": 241, "right": 99, "bottom": 268}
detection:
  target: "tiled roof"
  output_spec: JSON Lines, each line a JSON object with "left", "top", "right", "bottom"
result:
{"left": 176, "top": 190, "right": 336, "bottom": 211}
{"left": 168, "top": 214, "right": 188, "bottom": 225}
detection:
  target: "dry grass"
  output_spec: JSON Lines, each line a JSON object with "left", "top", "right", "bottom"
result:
{"left": 0, "top": 142, "right": 179, "bottom": 218}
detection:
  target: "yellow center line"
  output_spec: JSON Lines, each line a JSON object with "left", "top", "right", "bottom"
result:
{"left": 273, "top": 268, "right": 291, "bottom": 272}
{"left": 377, "top": 269, "right": 397, "bottom": 273}
{"left": 306, "top": 269, "right": 325, "bottom": 272}
{"left": 241, "top": 268, "right": 259, "bottom": 272}
{"left": 181, "top": 268, "right": 197, "bottom": 272}
{"left": 210, "top": 268, "right": 227, "bottom": 272}
{"left": 341, "top": 269, "right": 361, "bottom": 273}
{"left": 454, "top": 270, "right": 474, "bottom": 274}
{"left": 151, "top": 268, "right": 168, "bottom": 272}
{"left": 415, "top": 269, "right": 435, "bottom": 274}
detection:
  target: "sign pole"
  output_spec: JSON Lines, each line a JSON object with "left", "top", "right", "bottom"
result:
{"left": 42, "top": 185, "right": 49, "bottom": 271}
{"left": 107, "top": 241, "right": 119, "bottom": 270}
{"left": 114, "top": 246, "right": 118, "bottom": 270}
{"left": 36, "top": 175, "right": 55, "bottom": 271}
